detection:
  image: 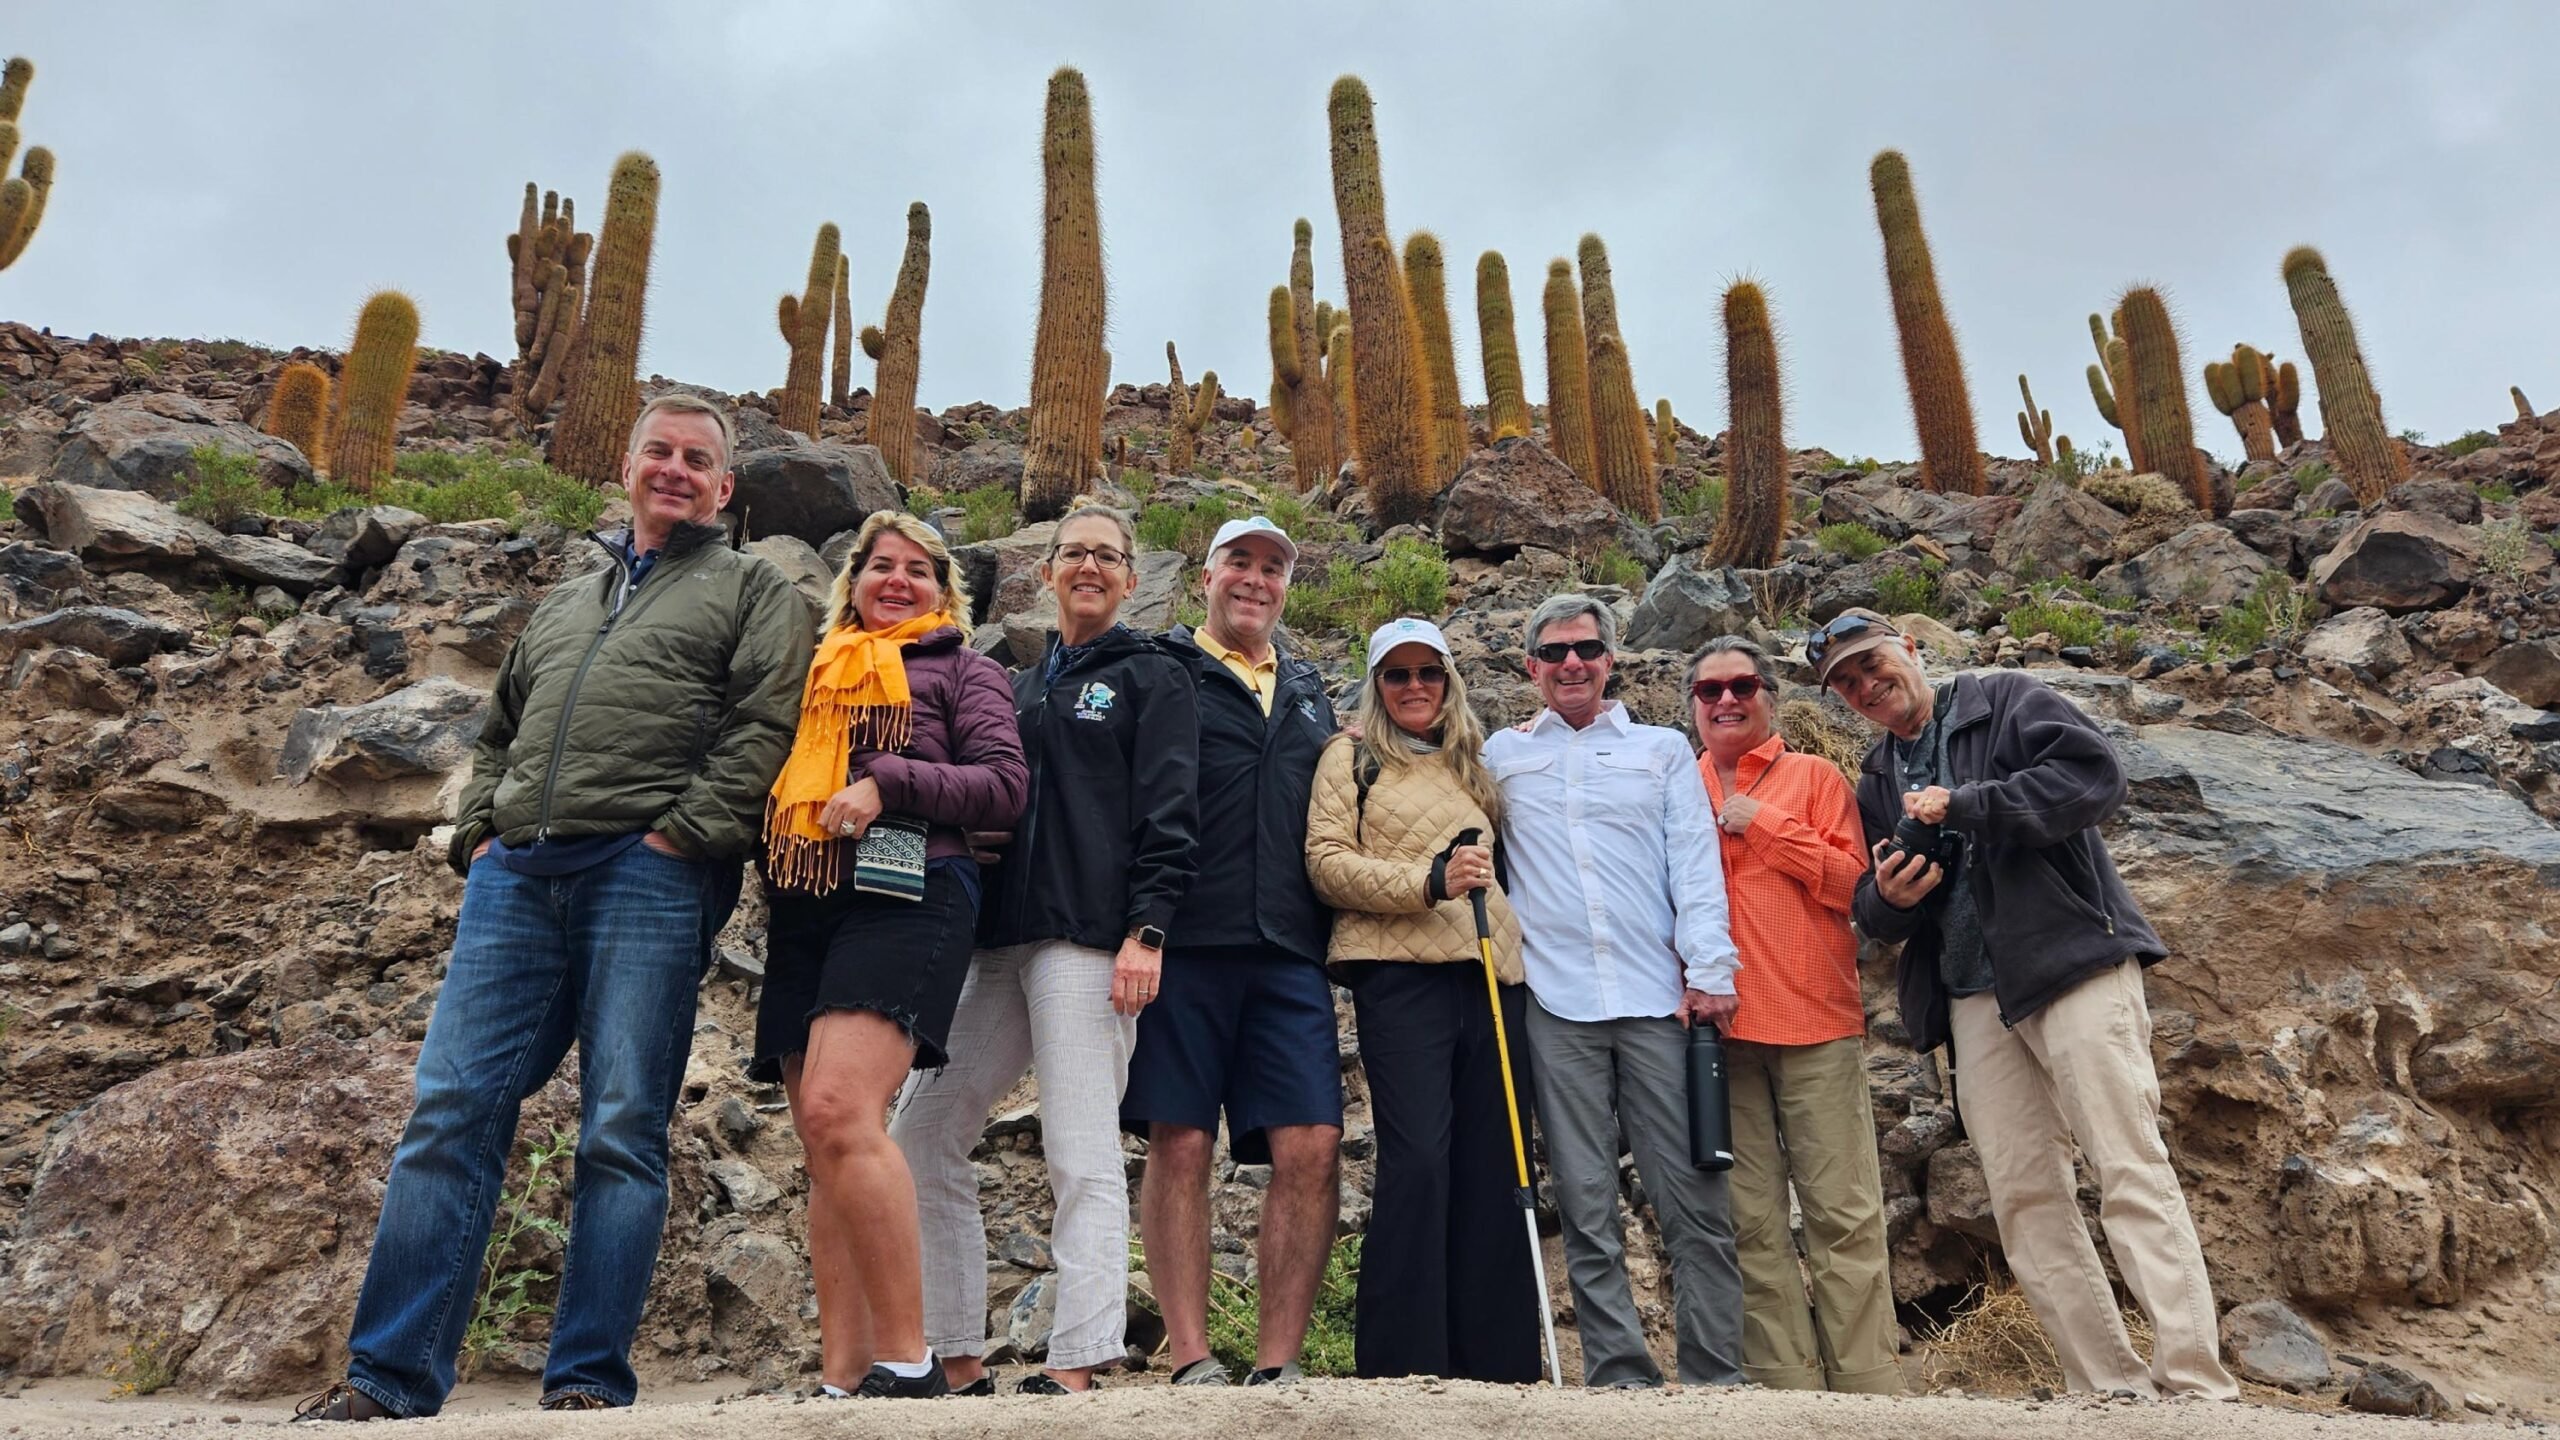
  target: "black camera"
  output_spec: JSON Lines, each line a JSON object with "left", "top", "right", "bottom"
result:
{"left": 1883, "top": 815, "right": 1961, "bottom": 869}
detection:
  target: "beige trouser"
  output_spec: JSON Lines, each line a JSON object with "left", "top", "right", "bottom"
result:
{"left": 1949, "top": 958, "right": 2238, "bottom": 1400}
{"left": 1726, "top": 1034, "right": 1902, "bottom": 1393}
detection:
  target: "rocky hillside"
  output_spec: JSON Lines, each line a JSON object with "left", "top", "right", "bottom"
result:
{"left": 0, "top": 325, "right": 2555, "bottom": 1420}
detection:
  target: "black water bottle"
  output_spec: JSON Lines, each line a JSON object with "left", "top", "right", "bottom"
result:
{"left": 1687, "top": 1022, "right": 1734, "bottom": 1171}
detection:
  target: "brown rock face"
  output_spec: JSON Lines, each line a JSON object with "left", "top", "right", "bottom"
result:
{"left": 2311, "top": 511, "right": 2480, "bottom": 613}
{"left": 1434, "top": 436, "right": 1620, "bottom": 560}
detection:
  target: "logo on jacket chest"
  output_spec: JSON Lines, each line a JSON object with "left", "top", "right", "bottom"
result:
{"left": 1074, "top": 681, "right": 1117, "bottom": 721}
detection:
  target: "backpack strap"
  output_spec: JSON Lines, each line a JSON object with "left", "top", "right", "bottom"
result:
{"left": 1353, "top": 747, "right": 1383, "bottom": 844}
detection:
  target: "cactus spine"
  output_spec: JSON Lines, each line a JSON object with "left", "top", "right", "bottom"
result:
{"left": 1476, "top": 252, "right": 1531, "bottom": 443}
{"left": 1708, "top": 282, "right": 1786, "bottom": 568}
{"left": 863, "top": 201, "right": 932, "bottom": 485}
{"left": 2204, "top": 343, "right": 2277, "bottom": 462}
{"left": 1542, "top": 259, "right": 1598, "bottom": 491}
{"left": 1286, "top": 219, "right": 1339, "bottom": 490}
{"left": 774, "top": 223, "right": 841, "bottom": 439}
{"left": 1327, "top": 76, "right": 1433, "bottom": 527}
{"left": 1654, "top": 398, "right": 1679, "bottom": 466}
{"left": 2016, "top": 375, "right": 2054, "bottom": 465}
{"left": 1165, "top": 342, "right": 1219, "bottom": 473}
{"left": 260, "top": 362, "right": 332, "bottom": 466}
{"left": 504, "top": 185, "right": 592, "bottom": 422}
{"left": 1403, "top": 231, "right": 1467, "bottom": 481}
{"left": 330, "top": 292, "right": 421, "bottom": 493}
{"left": 1022, "top": 68, "right": 1107, "bottom": 522}
{"left": 2516, "top": 385, "right": 2537, "bottom": 422}
{"left": 2118, "top": 286, "right": 2210, "bottom": 511}
{"left": 830, "top": 253, "right": 854, "bottom": 412}
{"left": 2281, "top": 246, "right": 2405, "bottom": 505}
{"left": 1869, "top": 151, "right": 1984, "bottom": 495}
{"left": 550, "top": 151, "right": 661, "bottom": 485}
{"left": 1578, "top": 234, "right": 1658, "bottom": 519}
{"left": 0, "top": 57, "right": 53, "bottom": 272}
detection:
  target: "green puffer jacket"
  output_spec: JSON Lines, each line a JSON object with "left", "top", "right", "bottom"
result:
{"left": 447, "top": 520, "right": 816, "bottom": 874}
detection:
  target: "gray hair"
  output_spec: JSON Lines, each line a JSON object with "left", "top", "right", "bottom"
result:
{"left": 1525, "top": 592, "right": 1617, "bottom": 654}
{"left": 1689, "top": 634, "right": 1777, "bottom": 689}
{"left": 627, "top": 392, "right": 736, "bottom": 472}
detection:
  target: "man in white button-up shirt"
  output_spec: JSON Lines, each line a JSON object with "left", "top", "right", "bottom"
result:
{"left": 1485, "top": 593, "right": 1744, "bottom": 1389}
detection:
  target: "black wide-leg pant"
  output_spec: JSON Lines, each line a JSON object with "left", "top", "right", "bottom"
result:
{"left": 1345, "top": 960, "right": 1543, "bottom": 1382}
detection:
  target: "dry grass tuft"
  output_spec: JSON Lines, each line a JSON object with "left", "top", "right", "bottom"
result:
{"left": 1919, "top": 1272, "right": 2153, "bottom": 1395}
{"left": 1778, "top": 698, "right": 1873, "bottom": 783}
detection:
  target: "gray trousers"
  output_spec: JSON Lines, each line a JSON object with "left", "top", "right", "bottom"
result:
{"left": 1526, "top": 998, "right": 1744, "bottom": 1387}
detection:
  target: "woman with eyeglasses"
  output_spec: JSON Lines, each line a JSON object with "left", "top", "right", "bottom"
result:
{"left": 1302, "top": 617, "right": 1539, "bottom": 1382}
{"left": 888, "top": 505, "right": 1200, "bottom": 1396}
{"left": 1687, "top": 635, "right": 1898, "bottom": 1394}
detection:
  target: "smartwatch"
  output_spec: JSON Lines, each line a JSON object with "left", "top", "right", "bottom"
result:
{"left": 1129, "top": 924, "right": 1167, "bottom": 951}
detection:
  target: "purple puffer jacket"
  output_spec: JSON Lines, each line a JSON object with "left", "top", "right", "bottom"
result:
{"left": 844, "top": 625, "right": 1029, "bottom": 862}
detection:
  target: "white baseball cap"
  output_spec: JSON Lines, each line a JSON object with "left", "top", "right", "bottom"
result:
{"left": 1365, "top": 616, "right": 1452, "bottom": 672}
{"left": 1206, "top": 514, "right": 1298, "bottom": 569}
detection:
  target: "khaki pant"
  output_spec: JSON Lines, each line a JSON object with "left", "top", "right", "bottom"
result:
{"left": 1726, "top": 1035, "right": 1901, "bottom": 1393}
{"left": 1950, "top": 959, "right": 2237, "bottom": 1400}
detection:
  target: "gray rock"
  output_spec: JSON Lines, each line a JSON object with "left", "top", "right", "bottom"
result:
{"left": 997, "top": 1230, "right": 1056, "bottom": 1271}
{"left": 2093, "top": 523, "right": 2270, "bottom": 610}
{"left": 1005, "top": 1274, "right": 1058, "bottom": 1360}
{"left": 705, "top": 1157, "right": 781, "bottom": 1214}
{"left": 1922, "top": 1142, "right": 1999, "bottom": 1241}
{"left": 705, "top": 1231, "right": 803, "bottom": 1352}
{"left": 923, "top": 443, "right": 1026, "bottom": 498}
{"left": 1992, "top": 479, "right": 2125, "bottom": 581}
{"left": 727, "top": 441, "right": 901, "bottom": 547}
{"left": 743, "top": 535, "right": 832, "bottom": 626}
{"left": 14, "top": 481, "right": 222, "bottom": 564}
{"left": 0, "top": 606, "right": 190, "bottom": 666}
{"left": 2384, "top": 475, "right": 2481, "bottom": 527}
{"left": 278, "top": 676, "right": 488, "bottom": 786}
{"left": 711, "top": 1096, "right": 762, "bottom": 1147}
{"left": 1435, "top": 436, "right": 1619, "bottom": 560}
{"left": 42, "top": 392, "right": 313, "bottom": 500}
{"left": 1819, "top": 472, "right": 1958, "bottom": 541}
{"left": 207, "top": 532, "right": 336, "bottom": 595}
{"left": 1624, "top": 553, "right": 1755, "bottom": 654}
{"left": 0, "top": 922, "right": 31, "bottom": 955}
{"left": 307, "top": 506, "right": 427, "bottom": 574}
{"left": 2311, "top": 511, "right": 2478, "bottom": 614}
{"left": 2300, "top": 607, "right": 2412, "bottom": 679}
{"left": 2303, "top": 476, "right": 2357, "bottom": 515}
{"left": 0, "top": 541, "right": 88, "bottom": 598}
{"left": 2219, "top": 1298, "right": 2332, "bottom": 1392}
{"left": 2345, "top": 1360, "right": 2449, "bottom": 1419}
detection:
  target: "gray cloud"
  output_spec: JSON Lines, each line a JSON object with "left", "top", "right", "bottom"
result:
{"left": 8, "top": 0, "right": 2556, "bottom": 464}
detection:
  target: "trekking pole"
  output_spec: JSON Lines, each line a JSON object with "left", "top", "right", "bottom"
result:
{"left": 1455, "top": 828, "right": 1563, "bottom": 1388}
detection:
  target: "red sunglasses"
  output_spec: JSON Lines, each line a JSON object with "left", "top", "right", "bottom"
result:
{"left": 1690, "top": 676, "right": 1766, "bottom": 703}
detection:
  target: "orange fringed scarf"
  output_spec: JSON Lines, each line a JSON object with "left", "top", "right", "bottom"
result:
{"left": 763, "top": 611, "right": 953, "bottom": 894}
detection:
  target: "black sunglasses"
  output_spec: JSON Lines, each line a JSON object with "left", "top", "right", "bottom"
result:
{"left": 1805, "top": 613, "right": 1881, "bottom": 668}
{"left": 1690, "top": 676, "right": 1766, "bottom": 703}
{"left": 1531, "top": 638, "right": 1610, "bottom": 664}
{"left": 1378, "top": 664, "right": 1448, "bottom": 688}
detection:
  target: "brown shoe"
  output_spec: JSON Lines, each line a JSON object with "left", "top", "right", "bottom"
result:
{"left": 539, "top": 1391, "right": 616, "bottom": 1411}
{"left": 291, "top": 1383, "right": 392, "bottom": 1423}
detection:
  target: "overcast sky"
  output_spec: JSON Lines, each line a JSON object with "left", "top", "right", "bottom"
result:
{"left": 7, "top": 1, "right": 2555, "bottom": 466}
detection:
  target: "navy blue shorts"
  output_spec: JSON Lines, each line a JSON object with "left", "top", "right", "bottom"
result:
{"left": 1122, "top": 945, "right": 1344, "bottom": 1164}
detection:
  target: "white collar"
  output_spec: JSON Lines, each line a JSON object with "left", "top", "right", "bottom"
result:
{"left": 1528, "top": 701, "right": 1629, "bottom": 738}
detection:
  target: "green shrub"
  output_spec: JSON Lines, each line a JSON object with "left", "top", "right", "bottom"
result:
{"left": 1873, "top": 562, "right": 1941, "bottom": 617}
{"left": 462, "top": 1129, "right": 574, "bottom": 1379}
{"left": 2477, "top": 481, "right": 2515, "bottom": 504}
{"left": 2444, "top": 429, "right": 2498, "bottom": 459}
{"left": 904, "top": 483, "right": 947, "bottom": 518}
{"left": 1579, "top": 545, "right": 1648, "bottom": 589}
{"left": 952, "top": 484, "right": 1020, "bottom": 545}
{"left": 2002, "top": 596, "right": 2107, "bottom": 649}
{"left": 1138, "top": 496, "right": 1237, "bottom": 562}
{"left": 1253, "top": 485, "right": 1353, "bottom": 545}
{"left": 2207, "top": 573, "right": 2310, "bottom": 654}
{"left": 2395, "top": 427, "right": 2427, "bottom": 446}
{"left": 2480, "top": 519, "right": 2536, "bottom": 582}
{"left": 174, "top": 446, "right": 271, "bottom": 526}
{"left": 1815, "top": 522, "right": 1889, "bottom": 560}
{"left": 1663, "top": 476, "right": 1726, "bottom": 518}
{"left": 1283, "top": 537, "right": 1450, "bottom": 638}
{"left": 2290, "top": 460, "right": 2333, "bottom": 494}
{"left": 1185, "top": 1235, "right": 1360, "bottom": 1379}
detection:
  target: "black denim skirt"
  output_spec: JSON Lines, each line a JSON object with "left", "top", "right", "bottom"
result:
{"left": 751, "top": 864, "right": 977, "bottom": 1080}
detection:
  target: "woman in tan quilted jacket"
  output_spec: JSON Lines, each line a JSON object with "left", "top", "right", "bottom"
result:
{"left": 1304, "top": 617, "right": 1538, "bottom": 1382}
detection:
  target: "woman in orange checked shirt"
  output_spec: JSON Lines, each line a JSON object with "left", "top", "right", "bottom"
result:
{"left": 1689, "top": 636, "right": 1901, "bottom": 1395}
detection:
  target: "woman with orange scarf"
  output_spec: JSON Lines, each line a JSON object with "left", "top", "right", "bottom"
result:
{"left": 753, "top": 511, "right": 1027, "bottom": 1400}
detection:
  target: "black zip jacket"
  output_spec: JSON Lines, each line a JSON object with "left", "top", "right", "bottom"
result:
{"left": 979, "top": 625, "right": 1202, "bottom": 952}
{"left": 1850, "top": 670, "right": 2167, "bottom": 1053}
{"left": 1160, "top": 625, "right": 1338, "bottom": 964}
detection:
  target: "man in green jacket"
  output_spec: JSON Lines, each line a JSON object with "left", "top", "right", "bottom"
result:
{"left": 299, "top": 394, "right": 815, "bottom": 1422}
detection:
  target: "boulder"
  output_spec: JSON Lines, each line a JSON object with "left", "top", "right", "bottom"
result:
{"left": 278, "top": 676, "right": 488, "bottom": 786}
{"left": 922, "top": 443, "right": 1026, "bottom": 498}
{"left": 2303, "top": 476, "right": 2358, "bottom": 515}
{"left": 2385, "top": 475, "right": 2481, "bottom": 526}
{"left": 0, "top": 540, "right": 88, "bottom": 598}
{"left": 14, "top": 481, "right": 222, "bottom": 564}
{"left": 1004, "top": 1273, "right": 1059, "bottom": 1361}
{"left": 2480, "top": 639, "right": 2560, "bottom": 710}
{"left": 1817, "top": 472, "right": 1957, "bottom": 540}
{"left": 2218, "top": 1297, "right": 2333, "bottom": 1392}
{"left": 974, "top": 549, "right": 1186, "bottom": 668}
{"left": 2311, "top": 511, "right": 2479, "bottom": 613}
{"left": 1922, "top": 1142, "right": 1999, "bottom": 1241}
{"left": 2346, "top": 1361, "right": 2451, "bottom": 1419}
{"left": 22, "top": 646, "right": 139, "bottom": 714}
{"left": 704, "top": 1230, "right": 802, "bottom": 1355}
{"left": 726, "top": 441, "right": 901, "bottom": 547}
{"left": 1992, "top": 479, "right": 2125, "bottom": 581}
{"left": 208, "top": 531, "right": 337, "bottom": 595}
{"left": 2299, "top": 608, "right": 2412, "bottom": 679}
{"left": 307, "top": 506, "right": 428, "bottom": 574}
{"left": 743, "top": 535, "right": 832, "bottom": 626}
{"left": 1435, "top": 437, "right": 1619, "bottom": 559}
{"left": 43, "top": 391, "right": 314, "bottom": 499}
{"left": 2093, "top": 523, "right": 2271, "bottom": 609}
{"left": 0, "top": 605, "right": 191, "bottom": 666}
{"left": 1623, "top": 553, "right": 1755, "bottom": 654}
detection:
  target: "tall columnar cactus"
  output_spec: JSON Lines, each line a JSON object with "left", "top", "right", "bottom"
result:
{"left": 1869, "top": 151, "right": 1984, "bottom": 495}
{"left": 551, "top": 151, "right": 661, "bottom": 485}
{"left": 2281, "top": 246, "right": 2405, "bottom": 505}
{"left": 2270, "top": 358, "right": 2304, "bottom": 447}
{"left": 1282, "top": 218, "right": 1338, "bottom": 490}
{"left": 1708, "top": 282, "right": 1786, "bottom": 568}
{"left": 0, "top": 57, "right": 54, "bottom": 272}
{"left": 1402, "top": 231, "right": 1467, "bottom": 481}
{"left": 1577, "top": 235, "right": 1657, "bottom": 519}
{"left": 1327, "top": 76, "right": 1433, "bottom": 526}
{"left": 1476, "top": 252, "right": 1531, "bottom": 443}
{"left": 2204, "top": 343, "right": 2277, "bottom": 463}
{"left": 331, "top": 292, "right": 421, "bottom": 493}
{"left": 774, "top": 223, "right": 841, "bottom": 439}
{"left": 2106, "top": 336, "right": 2145, "bottom": 472}
{"left": 2083, "top": 312, "right": 2125, "bottom": 435}
{"left": 260, "top": 362, "right": 331, "bottom": 466}
{"left": 2118, "top": 286, "right": 2211, "bottom": 512}
{"left": 1165, "top": 342, "right": 1220, "bottom": 473}
{"left": 830, "top": 252, "right": 854, "bottom": 411}
{"left": 858, "top": 201, "right": 932, "bottom": 485}
{"left": 1541, "top": 259, "right": 1598, "bottom": 490}
{"left": 2515, "top": 385, "right": 2537, "bottom": 422}
{"left": 1326, "top": 321, "right": 1356, "bottom": 464}
{"left": 1267, "top": 284, "right": 1298, "bottom": 441}
{"left": 2017, "top": 374, "right": 2054, "bottom": 465}
{"left": 1653, "top": 398, "right": 1679, "bottom": 467}
{"left": 1022, "top": 68, "right": 1107, "bottom": 521}
{"left": 504, "top": 184, "right": 593, "bottom": 422}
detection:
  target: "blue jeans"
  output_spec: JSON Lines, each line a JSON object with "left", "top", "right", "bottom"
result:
{"left": 345, "top": 844, "right": 740, "bottom": 1416}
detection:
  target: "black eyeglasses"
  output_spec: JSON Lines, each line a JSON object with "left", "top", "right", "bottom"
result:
{"left": 1805, "top": 613, "right": 1881, "bottom": 668}
{"left": 1378, "top": 664, "right": 1448, "bottom": 688}
{"left": 1531, "top": 638, "right": 1610, "bottom": 664}
{"left": 1690, "top": 676, "right": 1765, "bottom": 703}
{"left": 1051, "top": 544, "right": 1130, "bottom": 572}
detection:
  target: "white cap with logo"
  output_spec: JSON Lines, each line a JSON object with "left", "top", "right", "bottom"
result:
{"left": 1364, "top": 616, "right": 1452, "bottom": 672}
{"left": 1206, "top": 514, "right": 1298, "bottom": 569}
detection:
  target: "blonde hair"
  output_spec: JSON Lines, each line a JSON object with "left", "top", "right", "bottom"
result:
{"left": 826, "top": 510, "right": 974, "bottom": 636}
{"left": 1351, "top": 657, "right": 1504, "bottom": 827}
